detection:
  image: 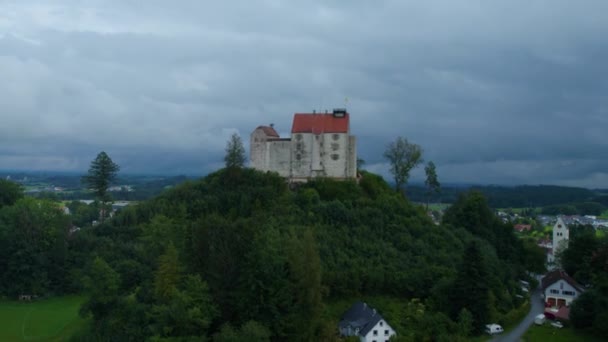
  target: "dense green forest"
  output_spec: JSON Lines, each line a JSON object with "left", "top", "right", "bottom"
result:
{"left": 1, "top": 171, "right": 543, "bottom": 340}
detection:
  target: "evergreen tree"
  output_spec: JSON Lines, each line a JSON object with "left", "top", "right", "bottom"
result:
{"left": 424, "top": 161, "right": 440, "bottom": 209}
{"left": 154, "top": 243, "right": 181, "bottom": 300}
{"left": 449, "top": 242, "right": 490, "bottom": 334}
{"left": 82, "top": 151, "right": 120, "bottom": 222}
{"left": 286, "top": 228, "right": 324, "bottom": 341}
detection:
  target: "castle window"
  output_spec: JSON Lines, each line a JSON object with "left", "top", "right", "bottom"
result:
{"left": 296, "top": 153, "right": 301, "bottom": 160}
{"left": 296, "top": 134, "right": 302, "bottom": 141}
{"left": 332, "top": 134, "right": 339, "bottom": 141}
{"left": 296, "top": 143, "right": 303, "bottom": 150}
{"left": 331, "top": 143, "right": 340, "bottom": 151}
{"left": 331, "top": 154, "right": 339, "bottom": 161}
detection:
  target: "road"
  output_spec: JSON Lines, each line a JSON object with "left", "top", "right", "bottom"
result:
{"left": 492, "top": 288, "right": 544, "bottom": 342}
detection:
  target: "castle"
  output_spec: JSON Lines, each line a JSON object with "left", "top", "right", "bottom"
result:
{"left": 250, "top": 109, "right": 357, "bottom": 181}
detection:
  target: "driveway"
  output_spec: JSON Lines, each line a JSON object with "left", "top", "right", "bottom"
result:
{"left": 492, "top": 288, "right": 544, "bottom": 342}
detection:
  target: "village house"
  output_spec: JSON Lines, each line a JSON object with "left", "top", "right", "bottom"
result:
{"left": 339, "top": 302, "right": 396, "bottom": 342}
{"left": 542, "top": 270, "right": 585, "bottom": 320}
{"left": 513, "top": 224, "right": 532, "bottom": 232}
{"left": 250, "top": 109, "right": 357, "bottom": 182}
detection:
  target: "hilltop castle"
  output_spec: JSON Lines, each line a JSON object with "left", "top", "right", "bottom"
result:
{"left": 250, "top": 109, "right": 357, "bottom": 181}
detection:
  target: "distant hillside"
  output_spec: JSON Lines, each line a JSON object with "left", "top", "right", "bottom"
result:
{"left": 407, "top": 184, "right": 596, "bottom": 208}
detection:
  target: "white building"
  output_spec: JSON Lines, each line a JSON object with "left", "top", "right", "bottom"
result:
{"left": 250, "top": 109, "right": 357, "bottom": 181}
{"left": 548, "top": 217, "right": 569, "bottom": 264}
{"left": 542, "top": 270, "right": 585, "bottom": 308}
{"left": 339, "top": 302, "right": 396, "bottom": 342}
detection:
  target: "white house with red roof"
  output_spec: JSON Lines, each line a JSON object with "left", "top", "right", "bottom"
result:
{"left": 541, "top": 270, "right": 585, "bottom": 321}
{"left": 250, "top": 109, "right": 357, "bottom": 181}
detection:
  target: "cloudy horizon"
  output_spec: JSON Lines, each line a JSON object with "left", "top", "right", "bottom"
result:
{"left": 1, "top": 1, "right": 607, "bottom": 188}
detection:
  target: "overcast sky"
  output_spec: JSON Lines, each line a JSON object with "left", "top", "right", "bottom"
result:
{"left": 1, "top": 1, "right": 607, "bottom": 187}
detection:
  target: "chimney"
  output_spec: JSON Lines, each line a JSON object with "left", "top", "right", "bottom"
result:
{"left": 313, "top": 109, "right": 316, "bottom": 114}
{"left": 270, "top": 123, "right": 274, "bottom": 128}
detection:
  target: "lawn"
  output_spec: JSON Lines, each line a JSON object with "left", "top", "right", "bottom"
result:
{"left": 522, "top": 324, "right": 604, "bottom": 342}
{"left": 0, "top": 295, "right": 87, "bottom": 342}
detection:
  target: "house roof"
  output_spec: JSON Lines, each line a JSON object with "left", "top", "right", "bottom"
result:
{"left": 256, "top": 125, "right": 280, "bottom": 137}
{"left": 514, "top": 224, "right": 532, "bottom": 232}
{"left": 291, "top": 113, "right": 349, "bottom": 134}
{"left": 541, "top": 270, "right": 585, "bottom": 292}
{"left": 339, "top": 302, "right": 384, "bottom": 337}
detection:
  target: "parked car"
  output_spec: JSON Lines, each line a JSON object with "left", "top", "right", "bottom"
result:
{"left": 551, "top": 321, "right": 563, "bottom": 329}
{"left": 485, "top": 324, "right": 504, "bottom": 335}
{"left": 534, "top": 314, "right": 546, "bottom": 325}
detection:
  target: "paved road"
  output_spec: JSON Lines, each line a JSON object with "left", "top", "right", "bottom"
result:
{"left": 492, "top": 288, "right": 544, "bottom": 342}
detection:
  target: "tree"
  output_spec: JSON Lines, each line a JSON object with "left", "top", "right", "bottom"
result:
{"left": 383, "top": 136, "right": 423, "bottom": 194}
{"left": 80, "top": 257, "right": 121, "bottom": 324}
{"left": 449, "top": 242, "right": 490, "bottom": 334}
{"left": 224, "top": 133, "right": 246, "bottom": 168}
{"left": 0, "top": 198, "right": 70, "bottom": 296}
{"left": 285, "top": 228, "right": 324, "bottom": 341}
{"left": 356, "top": 157, "right": 366, "bottom": 170}
{"left": 424, "top": 161, "right": 440, "bottom": 209}
{"left": 0, "top": 179, "right": 23, "bottom": 209}
{"left": 82, "top": 151, "right": 120, "bottom": 222}
{"left": 154, "top": 243, "right": 181, "bottom": 300}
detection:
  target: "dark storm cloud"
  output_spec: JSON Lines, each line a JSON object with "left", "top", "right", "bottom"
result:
{"left": 1, "top": 1, "right": 607, "bottom": 186}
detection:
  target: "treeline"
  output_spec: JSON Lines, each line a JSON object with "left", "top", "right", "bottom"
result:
{"left": 407, "top": 184, "right": 603, "bottom": 208}
{"left": 1, "top": 171, "right": 543, "bottom": 341}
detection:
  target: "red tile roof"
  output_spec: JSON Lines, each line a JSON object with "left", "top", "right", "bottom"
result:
{"left": 256, "top": 125, "right": 280, "bottom": 137}
{"left": 291, "top": 113, "right": 349, "bottom": 134}
{"left": 514, "top": 224, "right": 532, "bottom": 232}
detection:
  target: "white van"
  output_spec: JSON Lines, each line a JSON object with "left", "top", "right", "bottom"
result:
{"left": 485, "top": 324, "right": 504, "bottom": 335}
{"left": 534, "top": 314, "right": 546, "bottom": 325}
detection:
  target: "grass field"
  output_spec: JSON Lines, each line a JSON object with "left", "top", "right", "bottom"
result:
{"left": 522, "top": 324, "right": 604, "bottom": 342}
{"left": 0, "top": 296, "right": 87, "bottom": 342}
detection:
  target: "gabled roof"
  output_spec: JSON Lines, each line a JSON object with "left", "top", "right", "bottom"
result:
{"left": 255, "top": 125, "right": 280, "bottom": 137}
{"left": 514, "top": 224, "right": 532, "bottom": 232}
{"left": 339, "top": 301, "right": 384, "bottom": 337}
{"left": 542, "top": 270, "right": 585, "bottom": 292}
{"left": 291, "top": 113, "right": 349, "bottom": 134}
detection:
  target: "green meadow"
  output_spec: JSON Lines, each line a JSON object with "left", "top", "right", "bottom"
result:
{"left": 0, "top": 296, "right": 86, "bottom": 342}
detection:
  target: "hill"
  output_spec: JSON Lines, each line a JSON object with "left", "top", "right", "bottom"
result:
{"left": 58, "top": 169, "right": 534, "bottom": 340}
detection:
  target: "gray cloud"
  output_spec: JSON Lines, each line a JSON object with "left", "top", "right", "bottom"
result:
{"left": 1, "top": 1, "right": 607, "bottom": 187}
